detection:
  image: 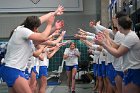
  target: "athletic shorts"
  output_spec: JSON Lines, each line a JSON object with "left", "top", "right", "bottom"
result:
{"left": 123, "top": 69, "right": 140, "bottom": 86}
{"left": 101, "top": 61, "right": 106, "bottom": 77}
{"left": 106, "top": 63, "right": 116, "bottom": 86}
{"left": 38, "top": 66, "right": 48, "bottom": 78}
{"left": 93, "top": 63, "right": 97, "bottom": 76}
{"left": 0, "top": 66, "right": 26, "bottom": 87}
{"left": 31, "top": 66, "right": 39, "bottom": 79}
{"left": 24, "top": 68, "right": 30, "bottom": 80}
{"left": 0, "top": 64, "right": 2, "bottom": 77}
{"left": 31, "top": 66, "right": 38, "bottom": 74}
{"left": 97, "top": 64, "right": 102, "bottom": 77}
{"left": 116, "top": 71, "right": 124, "bottom": 79}
{"left": 65, "top": 65, "right": 78, "bottom": 71}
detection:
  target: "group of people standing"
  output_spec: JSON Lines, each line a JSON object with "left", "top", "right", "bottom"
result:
{"left": 0, "top": 4, "right": 140, "bottom": 93}
{"left": 74, "top": 11, "right": 140, "bottom": 93}
{"left": 0, "top": 5, "right": 67, "bottom": 93}
{"left": 0, "top": 5, "right": 81, "bottom": 93}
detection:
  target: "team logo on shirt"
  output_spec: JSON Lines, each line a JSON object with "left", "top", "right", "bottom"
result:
{"left": 30, "top": 0, "right": 40, "bottom": 4}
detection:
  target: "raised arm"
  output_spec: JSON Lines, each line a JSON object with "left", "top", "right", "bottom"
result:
{"left": 39, "top": 5, "right": 64, "bottom": 24}
{"left": 29, "top": 15, "right": 55, "bottom": 42}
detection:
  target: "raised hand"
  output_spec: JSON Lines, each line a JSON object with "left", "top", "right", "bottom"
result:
{"left": 89, "top": 20, "right": 95, "bottom": 28}
{"left": 74, "top": 34, "right": 81, "bottom": 39}
{"left": 47, "top": 15, "right": 55, "bottom": 25}
{"left": 60, "top": 30, "right": 66, "bottom": 37}
{"left": 78, "top": 28, "right": 86, "bottom": 34}
{"left": 59, "top": 40, "right": 72, "bottom": 46}
{"left": 55, "top": 5, "right": 64, "bottom": 15}
{"left": 94, "top": 33, "right": 106, "bottom": 46}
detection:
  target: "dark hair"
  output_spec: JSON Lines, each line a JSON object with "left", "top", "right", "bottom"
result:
{"left": 115, "top": 11, "right": 128, "bottom": 18}
{"left": 118, "top": 16, "right": 132, "bottom": 30}
{"left": 21, "top": 16, "right": 41, "bottom": 31}
{"left": 113, "top": 25, "right": 118, "bottom": 31}
{"left": 70, "top": 42, "right": 76, "bottom": 46}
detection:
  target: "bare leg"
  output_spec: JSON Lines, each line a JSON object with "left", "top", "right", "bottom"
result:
{"left": 124, "top": 82, "right": 140, "bottom": 93}
{"left": 115, "top": 75, "right": 123, "bottom": 93}
{"left": 8, "top": 87, "right": 17, "bottom": 93}
{"left": 106, "top": 77, "right": 115, "bottom": 93}
{"left": 93, "top": 76, "right": 98, "bottom": 91}
{"left": 30, "top": 71, "right": 37, "bottom": 93}
{"left": 103, "top": 77, "right": 107, "bottom": 93}
{"left": 38, "top": 76, "right": 47, "bottom": 93}
{"left": 71, "top": 68, "right": 77, "bottom": 92}
{"left": 66, "top": 71, "right": 72, "bottom": 91}
{"left": 98, "top": 76, "right": 103, "bottom": 93}
{"left": 13, "top": 76, "right": 32, "bottom": 93}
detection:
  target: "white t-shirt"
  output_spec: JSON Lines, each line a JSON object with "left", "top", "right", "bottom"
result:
{"left": 27, "top": 56, "right": 36, "bottom": 73}
{"left": 99, "top": 51, "right": 106, "bottom": 64}
{"left": 113, "top": 31, "right": 125, "bottom": 71}
{"left": 92, "top": 50, "right": 100, "bottom": 64}
{"left": 39, "top": 52, "right": 49, "bottom": 67}
{"left": 26, "top": 40, "right": 36, "bottom": 70}
{"left": 121, "top": 31, "right": 140, "bottom": 71}
{"left": 35, "top": 58, "right": 40, "bottom": 73}
{"left": 64, "top": 48, "right": 79, "bottom": 66}
{"left": 106, "top": 51, "right": 114, "bottom": 64}
{"left": 4, "top": 26, "right": 34, "bottom": 71}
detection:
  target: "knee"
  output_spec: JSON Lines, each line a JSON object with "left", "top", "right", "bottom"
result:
{"left": 72, "top": 75, "right": 75, "bottom": 80}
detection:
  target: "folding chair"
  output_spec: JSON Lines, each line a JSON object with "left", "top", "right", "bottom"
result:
{"left": 47, "top": 60, "right": 65, "bottom": 83}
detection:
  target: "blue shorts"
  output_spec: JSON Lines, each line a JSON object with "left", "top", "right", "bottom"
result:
{"left": 0, "top": 66, "right": 26, "bottom": 87}
{"left": 24, "top": 68, "right": 30, "bottom": 80}
{"left": 38, "top": 66, "right": 48, "bottom": 78}
{"left": 0, "top": 65, "right": 1, "bottom": 78}
{"left": 65, "top": 65, "right": 78, "bottom": 71}
{"left": 101, "top": 61, "right": 106, "bottom": 77}
{"left": 97, "top": 64, "right": 102, "bottom": 77}
{"left": 116, "top": 71, "right": 124, "bottom": 79}
{"left": 106, "top": 63, "right": 116, "bottom": 86}
{"left": 123, "top": 69, "right": 140, "bottom": 86}
{"left": 31, "top": 66, "right": 39, "bottom": 79}
{"left": 93, "top": 63, "right": 97, "bottom": 76}
{"left": 31, "top": 66, "right": 38, "bottom": 74}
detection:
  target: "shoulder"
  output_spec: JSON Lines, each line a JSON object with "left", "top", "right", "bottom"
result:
{"left": 121, "top": 31, "right": 139, "bottom": 48}
{"left": 75, "top": 48, "right": 79, "bottom": 51}
{"left": 126, "top": 31, "right": 139, "bottom": 41}
{"left": 65, "top": 48, "right": 69, "bottom": 50}
{"left": 64, "top": 48, "right": 70, "bottom": 51}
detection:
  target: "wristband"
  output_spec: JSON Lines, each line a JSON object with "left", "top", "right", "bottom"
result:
{"left": 86, "top": 36, "right": 95, "bottom": 41}
{"left": 91, "top": 45, "right": 99, "bottom": 50}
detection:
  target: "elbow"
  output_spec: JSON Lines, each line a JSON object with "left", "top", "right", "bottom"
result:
{"left": 33, "top": 53, "right": 39, "bottom": 58}
{"left": 63, "top": 57, "right": 66, "bottom": 60}
{"left": 114, "top": 53, "right": 122, "bottom": 58}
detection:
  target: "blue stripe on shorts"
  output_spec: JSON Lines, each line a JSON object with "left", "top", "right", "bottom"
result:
{"left": 65, "top": 65, "right": 78, "bottom": 71}
{"left": 0, "top": 66, "right": 26, "bottom": 87}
